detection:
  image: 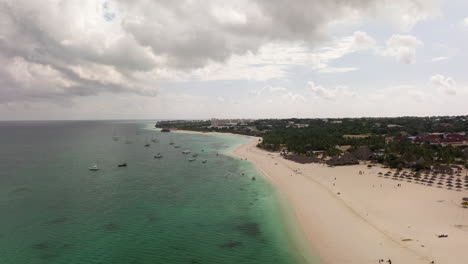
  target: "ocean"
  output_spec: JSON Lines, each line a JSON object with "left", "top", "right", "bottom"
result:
{"left": 0, "top": 121, "right": 310, "bottom": 264}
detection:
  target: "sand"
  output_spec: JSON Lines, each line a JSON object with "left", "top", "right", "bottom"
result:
{"left": 168, "top": 129, "right": 468, "bottom": 264}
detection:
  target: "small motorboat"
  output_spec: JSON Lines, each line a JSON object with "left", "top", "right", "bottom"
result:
{"left": 144, "top": 143, "right": 151, "bottom": 147}
{"left": 154, "top": 153, "right": 163, "bottom": 159}
{"left": 202, "top": 160, "right": 207, "bottom": 163}
{"left": 89, "top": 164, "right": 99, "bottom": 171}
{"left": 118, "top": 163, "right": 127, "bottom": 167}
{"left": 182, "top": 150, "right": 191, "bottom": 154}
{"left": 188, "top": 158, "right": 196, "bottom": 162}
{"left": 192, "top": 153, "right": 198, "bottom": 157}
{"left": 174, "top": 145, "right": 181, "bottom": 148}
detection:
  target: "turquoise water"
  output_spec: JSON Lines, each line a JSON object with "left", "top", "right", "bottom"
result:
{"left": 0, "top": 121, "right": 311, "bottom": 264}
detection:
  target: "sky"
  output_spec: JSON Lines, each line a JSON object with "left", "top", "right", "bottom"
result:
{"left": 0, "top": 0, "right": 467, "bottom": 120}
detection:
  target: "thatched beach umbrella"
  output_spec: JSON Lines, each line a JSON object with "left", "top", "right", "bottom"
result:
{"left": 437, "top": 182, "right": 444, "bottom": 185}
{"left": 447, "top": 183, "right": 454, "bottom": 187}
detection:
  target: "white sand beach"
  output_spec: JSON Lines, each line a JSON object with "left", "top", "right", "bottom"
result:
{"left": 172, "top": 130, "right": 468, "bottom": 264}
{"left": 232, "top": 137, "right": 468, "bottom": 264}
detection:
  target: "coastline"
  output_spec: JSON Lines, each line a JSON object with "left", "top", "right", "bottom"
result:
{"left": 170, "top": 129, "right": 468, "bottom": 264}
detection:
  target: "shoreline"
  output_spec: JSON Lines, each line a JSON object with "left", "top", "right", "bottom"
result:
{"left": 167, "top": 129, "right": 321, "bottom": 264}
{"left": 160, "top": 129, "right": 468, "bottom": 264}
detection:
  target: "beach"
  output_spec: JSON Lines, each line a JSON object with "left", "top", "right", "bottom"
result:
{"left": 176, "top": 130, "right": 468, "bottom": 264}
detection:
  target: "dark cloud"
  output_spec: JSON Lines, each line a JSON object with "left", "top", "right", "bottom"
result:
{"left": 0, "top": 0, "right": 435, "bottom": 105}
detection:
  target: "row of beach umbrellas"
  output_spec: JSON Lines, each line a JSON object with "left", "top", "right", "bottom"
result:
{"left": 377, "top": 171, "right": 467, "bottom": 190}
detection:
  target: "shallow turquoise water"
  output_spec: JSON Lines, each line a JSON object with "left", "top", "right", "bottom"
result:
{"left": 0, "top": 121, "right": 312, "bottom": 264}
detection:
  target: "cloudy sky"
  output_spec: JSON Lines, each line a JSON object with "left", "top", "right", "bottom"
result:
{"left": 0, "top": 0, "right": 467, "bottom": 120}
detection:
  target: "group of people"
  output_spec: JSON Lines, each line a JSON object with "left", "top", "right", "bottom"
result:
{"left": 378, "top": 259, "right": 391, "bottom": 264}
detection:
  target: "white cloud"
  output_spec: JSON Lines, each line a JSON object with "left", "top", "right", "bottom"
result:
{"left": 282, "top": 92, "right": 306, "bottom": 103}
{"left": 373, "top": 0, "right": 439, "bottom": 31}
{"left": 430, "top": 56, "right": 449, "bottom": 62}
{"left": 462, "top": 17, "right": 468, "bottom": 27}
{"left": 308, "top": 81, "right": 355, "bottom": 100}
{"left": 430, "top": 74, "right": 457, "bottom": 95}
{"left": 380, "top": 35, "right": 423, "bottom": 64}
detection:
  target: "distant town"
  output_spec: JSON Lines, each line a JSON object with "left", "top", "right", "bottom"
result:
{"left": 156, "top": 116, "right": 468, "bottom": 171}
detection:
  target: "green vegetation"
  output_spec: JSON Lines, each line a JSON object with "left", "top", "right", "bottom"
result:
{"left": 157, "top": 116, "right": 468, "bottom": 170}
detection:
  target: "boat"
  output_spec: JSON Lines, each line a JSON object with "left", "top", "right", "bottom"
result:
{"left": 202, "top": 160, "right": 207, "bottom": 163}
{"left": 188, "top": 158, "right": 196, "bottom": 162}
{"left": 144, "top": 143, "right": 151, "bottom": 147}
{"left": 174, "top": 145, "right": 181, "bottom": 148}
{"left": 89, "top": 164, "right": 99, "bottom": 171}
{"left": 112, "top": 129, "right": 119, "bottom": 141}
{"left": 151, "top": 134, "right": 158, "bottom": 143}
{"left": 154, "top": 153, "right": 163, "bottom": 159}
{"left": 161, "top": 128, "right": 171, "bottom": 132}
{"left": 118, "top": 163, "right": 127, "bottom": 167}
{"left": 192, "top": 153, "right": 198, "bottom": 157}
{"left": 182, "top": 150, "right": 191, "bottom": 154}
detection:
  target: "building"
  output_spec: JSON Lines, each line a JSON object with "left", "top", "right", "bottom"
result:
{"left": 210, "top": 118, "right": 252, "bottom": 128}
{"left": 413, "top": 133, "right": 468, "bottom": 146}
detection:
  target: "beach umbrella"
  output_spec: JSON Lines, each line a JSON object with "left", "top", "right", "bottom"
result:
{"left": 428, "top": 180, "right": 434, "bottom": 184}
{"left": 463, "top": 197, "right": 468, "bottom": 202}
{"left": 447, "top": 183, "right": 454, "bottom": 187}
{"left": 378, "top": 172, "right": 383, "bottom": 175}
{"left": 456, "top": 179, "right": 462, "bottom": 182}
{"left": 437, "top": 182, "right": 444, "bottom": 185}
{"left": 465, "top": 184, "right": 468, "bottom": 187}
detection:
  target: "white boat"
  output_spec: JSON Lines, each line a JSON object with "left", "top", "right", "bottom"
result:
{"left": 192, "top": 153, "right": 198, "bottom": 157}
{"left": 188, "top": 158, "right": 196, "bottom": 162}
{"left": 154, "top": 153, "right": 163, "bottom": 159}
{"left": 182, "top": 150, "right": 191, "bottom": 154}
{"left": 202, "top": 160, "right": 207, "bottom": 163}
{"left": 89, "top": 164, "right": 99, "bottom": 171}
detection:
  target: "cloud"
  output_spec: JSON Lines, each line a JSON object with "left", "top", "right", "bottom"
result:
{"left": 282, "top": 92, "right": 306, "bottom": 103}
{"left": 311, "top": 31, "right": 376, "bottom": 72}
{"left": 0, "top": 0, "right": 438, "bottom": 107}
{"left": 250, "top": 85, "right": 287, "bottom": 96}
{"left": 308, "top": 81, "right": 355, "bottom": 100}
{"left": 430, "top": 74, "right": 456, "bottom": 95}
{"left": 430, "top": 56, "right": 448, "bottom": 62}
{"left": 462, "top": 17, "right": 468, "bottom": 27}
{"left": 380, "top": 35, "right": 423, "bottom": 64}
